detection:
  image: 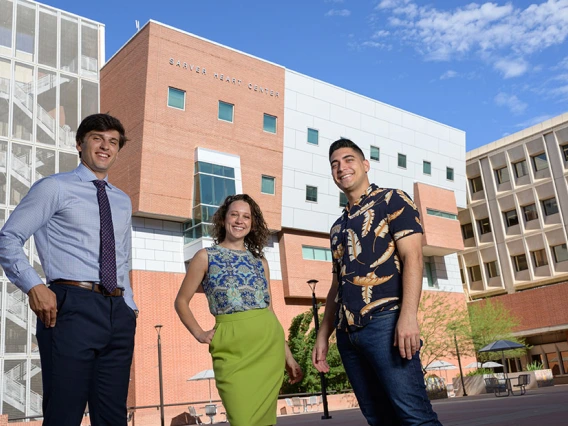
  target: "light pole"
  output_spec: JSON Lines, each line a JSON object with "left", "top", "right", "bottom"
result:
{"left": 454, "top": 332, "right": 467, "bottom": 397}
{"left": 307, "top": 279, "right": 332, "bottom": 420}
{"left": 155, "top": 325, "right": 165, "bottom": 426}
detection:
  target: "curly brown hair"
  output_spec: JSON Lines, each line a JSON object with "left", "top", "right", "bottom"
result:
{"left": 210, "top": 194, "right": 270, "bottom": 258}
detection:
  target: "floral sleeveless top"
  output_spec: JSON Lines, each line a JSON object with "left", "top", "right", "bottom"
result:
{"left": 201, "top": 245, "right": 270, "bottom": 316}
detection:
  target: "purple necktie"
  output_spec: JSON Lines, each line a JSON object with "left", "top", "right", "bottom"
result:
{"left": 93, "top": 180, "right": 117, "bottom": 293}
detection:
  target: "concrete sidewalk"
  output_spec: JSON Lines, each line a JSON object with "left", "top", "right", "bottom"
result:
{"left": 276, "top": 384, "right": 568, "bottom": 425}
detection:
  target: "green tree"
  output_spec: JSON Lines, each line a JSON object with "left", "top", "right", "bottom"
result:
{"left": 281, "top": 309, "right": 350, "bottom": 394}
{"left": 468, "top": 299, "right": 526, "bottom": 362}
{"left": 418, "top": 291, "right": 473, "bottom": 374}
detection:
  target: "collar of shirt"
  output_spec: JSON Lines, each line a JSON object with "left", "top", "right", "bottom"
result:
{"left": 344, "top": 183, "right": 378, "bottom": 215}
{"left": 75, "top": 163, "right": 116, "bottom": 190}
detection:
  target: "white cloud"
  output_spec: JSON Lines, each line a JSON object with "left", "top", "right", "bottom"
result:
{"left": 325, "top": 9, "right": 351, "bottom": 17}
{"left": 371, "top": 0, "right": 568, "bottom": 78}
{"left": 493, "top": 58, "right": 529, "bottom": 78}
{"left": 372, "top": 30, "right": 390, "bottom": 38}
{"left": 440, "top": 70, "right": 458, "bottom": 80}
{"left": 494, "top": 92, "right": 528, "bottom": 114}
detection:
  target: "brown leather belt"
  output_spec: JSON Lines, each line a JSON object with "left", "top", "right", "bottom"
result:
{"left": 50, "top": 280, "right": 124, "bottom": 297}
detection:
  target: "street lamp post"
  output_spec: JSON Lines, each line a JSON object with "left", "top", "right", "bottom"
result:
{"left": 155, "top": 325, "right": 165, "bottom": 426}
{"left": 307, "top": 279, "right": 332, "bottom": 420}
{"left": 454, "top": 333, "right": 467, "bottom": 397}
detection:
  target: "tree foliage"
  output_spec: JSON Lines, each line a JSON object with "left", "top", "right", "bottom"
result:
{"left": 281, "top": 308, "right": 350, "bottom": 394}
{"left": 418, "top": 291, "right": 473, "bottom": 374}
{"left": 468, "top": 299, "right": 526, "bottom": 361}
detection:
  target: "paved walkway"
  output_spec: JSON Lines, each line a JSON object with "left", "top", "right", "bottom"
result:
{"left": 276, "top": 384, "right": 568, "bottom": 425}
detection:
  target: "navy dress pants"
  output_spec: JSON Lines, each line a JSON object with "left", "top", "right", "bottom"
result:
{"left": 36, "top": 284, "right": 136, "bottom": 426}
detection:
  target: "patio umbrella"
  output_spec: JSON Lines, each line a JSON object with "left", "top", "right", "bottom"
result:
{"left": 188, "top": 369, "right": 215, "bottom": 402}
{"left": 425, "top": 360, "right": 457, "bottom": 371}
{"left": 425, "top": 360, "right": 457, "bottom": 382}
{"left": 482, "top": 361, "right": 504, "bottom": 368}
{"left": 478, "top": 340, "right": 525, "bottom": 377}
{"left": 464, "top": 362, "right": 483, "bottom": 369}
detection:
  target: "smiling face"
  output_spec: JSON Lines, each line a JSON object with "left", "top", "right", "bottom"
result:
{"left": 223, "top": 200, "right": 252, "bottom": 243}
{"left": 330, "top": 147, "right": 370, "bottom": 198}
{"left": 76, "top": 130, "right": 120, "bottom": 179}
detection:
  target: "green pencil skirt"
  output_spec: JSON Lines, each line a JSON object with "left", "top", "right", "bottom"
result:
{"left": 209, "top": 308, "right": 285, "bottom": 426}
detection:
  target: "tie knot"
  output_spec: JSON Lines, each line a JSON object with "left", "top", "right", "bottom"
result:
{"left": 93, "top": 180, "right": 106, "bottom": 190}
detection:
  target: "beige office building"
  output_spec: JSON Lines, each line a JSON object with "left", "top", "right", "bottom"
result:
{"left": 458, "top": 113, "right": 568, "bottom": 380}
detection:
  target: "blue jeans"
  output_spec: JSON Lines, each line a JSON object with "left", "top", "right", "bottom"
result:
{"left": 336, "top": 310, "right": 441, "bottom": 426}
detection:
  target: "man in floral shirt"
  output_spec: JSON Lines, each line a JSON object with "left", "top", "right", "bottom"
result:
{"left": 313, "top": 139, "right": 441, "bottom": 425}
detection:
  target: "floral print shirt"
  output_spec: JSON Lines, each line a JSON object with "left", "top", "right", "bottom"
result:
{"left": 330, "top": 184, "right": 423, "bottom": 331}
{"left": 201, "top": 246, "right": 270, "bottom": 316}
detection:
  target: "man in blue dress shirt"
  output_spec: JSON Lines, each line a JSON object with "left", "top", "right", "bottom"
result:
{"left": 0, "top": 114, "right": 137, "bottom": 426}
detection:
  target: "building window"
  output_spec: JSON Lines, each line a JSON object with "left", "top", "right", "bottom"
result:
{"left": 532, "top": 152, "right": 548, "bottom": 171}
{"left": 307, "top": 128, "right": 319, "bottom": 145}
{"left": 513, "top": 254, "right": 529, "bottom": 272}
{"left": 542, "top": 198, "right": 559, "bottom": 216}
{"left": 470, "top": 176, "right": 483, "bottom": 193}
{"left": 552, "top": 244, "right": 568, "bottom": 263}
{"left": 447, "top": 167, "right": 454, "bottom": 181}
{"left": 478, "top": 218, "right": 491, "bottom": 235}
{"left": 218, "top": 101, "right": 234, "bottom": 122}
{"left": 461, "top": 223, "right": 474, "bottom": 239}
{"left": 423, "top": 161, "right": 431, "bottom": 175}
{"left": 425, "top": 261, "right": 436, "bottom": 287}
{"left": 532, "top": 249, "right": 548, "bottom": 268}
{"left": 468, "top": 265, "right": 482, "bottom": 282}
{"left": 339, "top": 192, "right": 348, "bottom": 207}
{"left": 302, "top": 246, "right": 333, "bottom": 261}
{"left": 514, "top": 160, "right": 528, "bottom": 178}
{"left": 261, "top": 175, "right": 275, "bottom": 195}
{"left": 486, "top": 261, "right": 499, "bottom": 278}
{"left": 306, "top": 185, "right": 318, "bottom": 202}
{"left": 426, "top": 208, "right": 457, "bottom": 220}
{"left": 167, "top": 87, "right": 185, "bottom": 109}
{"left": 504, "top": 209, "right": 519, "bottom": 228}
{"left": 263, "top": 114, "right": 277, "bottom": 133}
{"left": 185, "top": 161, "right": 236, "bottom": 243}
{"left": 370, "top": 146, "right": 380, "bottom": 161}
{"left": 398, "top": 153, "right": 407, "bottom": 168}
{"left": 460, "top": 268, "right": 465, "bottom": 283}
{"left": 562, "top": 144, "right": 568, "bottom": 162}
{"left": 522, "top": 204, "right": 538, "bottom": 222}
{"left": 495, "top": 167, "right": 510, "bottom": 184}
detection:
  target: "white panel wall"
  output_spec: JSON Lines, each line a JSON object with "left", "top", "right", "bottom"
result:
{"left": 131, "top": 218, "right": 185, "bottom": 273}
{"left": 282, "top": 70, "right": 466, "bottom": 234}
{"left": 422, "top": 253, "right": 464, "bottom": 293}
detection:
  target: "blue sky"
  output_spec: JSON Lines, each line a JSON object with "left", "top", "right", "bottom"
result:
{"left": 43, "top": 0, "right": 568, "bottom": 151}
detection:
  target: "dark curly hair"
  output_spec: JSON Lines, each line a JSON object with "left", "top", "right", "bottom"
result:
{"left": 211, "top": 194, "right": 269, "bottom": 258}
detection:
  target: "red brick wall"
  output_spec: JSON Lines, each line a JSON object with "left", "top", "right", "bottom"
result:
{"left": 473, "top": 281, "right": 568, "bottom": 333}
{"left": 279, "top": 230, "right": 334, "bottom": 299}
{"left": 414, "top": 183, "right": 464, "bottom": 254}
{"left": 100, "top": 28, "right": 149, "bottom": 214}
{"left": 102, "top": 22, "right": 285, "bottom": 229}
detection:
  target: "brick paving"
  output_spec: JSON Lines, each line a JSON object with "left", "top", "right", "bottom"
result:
{"left": 276, "top": 384, "right": 568, "bottom": 426}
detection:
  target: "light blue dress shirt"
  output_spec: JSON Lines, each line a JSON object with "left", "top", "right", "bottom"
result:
{"left": 0, "top": 163, "right": 137, "bottom": 310}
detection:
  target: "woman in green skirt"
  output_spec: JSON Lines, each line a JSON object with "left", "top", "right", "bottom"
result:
{"left": 175, "top": 194, "right": 303, "bottom": 425}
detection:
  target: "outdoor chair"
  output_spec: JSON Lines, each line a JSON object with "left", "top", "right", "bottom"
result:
{"left": 188, "top": 406, "right": 204, "bottom": 424}
{"left": 285, "top": 398, "right": 299, "bottom": 414}
{"left": 291, "top": 397, "right": 305, "bottom": 413}
{"left": 205, "top": 404, "right": 217, "bottom": 424}
{"left": 510, "top": 374, "right": 530, "bottom": 396}
{"left": 307, "top": 395, "right": 321, "bottom": 411}
{"left": 484, "top": 377, "right": 509, "bottom": 397}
